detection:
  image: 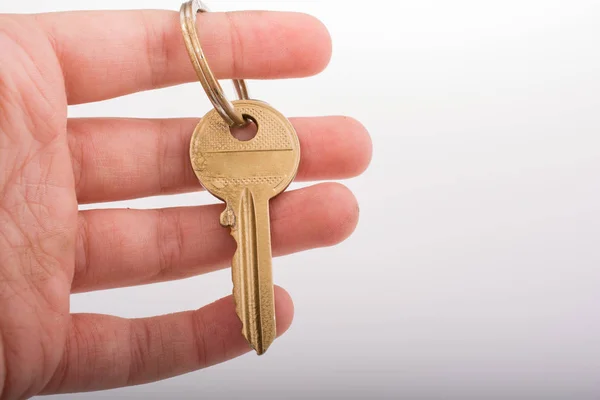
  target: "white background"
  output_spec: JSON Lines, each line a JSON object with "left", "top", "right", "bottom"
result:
{"left": 3, "top": 0, "right": 600, "bottom": 399}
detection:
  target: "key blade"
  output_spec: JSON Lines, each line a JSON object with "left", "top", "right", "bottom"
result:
{"left": 225, "top": 187, "right": 276, "bottom": 355}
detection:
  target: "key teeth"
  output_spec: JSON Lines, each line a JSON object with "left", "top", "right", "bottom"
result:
{"left": 231, "top": 235, "right": 269, "bottom": 356}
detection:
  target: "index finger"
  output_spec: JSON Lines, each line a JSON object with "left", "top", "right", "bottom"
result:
{"left": 37, "top": 9, "right": 332, "bottom": 104}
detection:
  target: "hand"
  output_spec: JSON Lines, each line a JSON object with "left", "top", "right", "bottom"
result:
{"left": 0, "top": 8, "right": 371, "bottom": 398}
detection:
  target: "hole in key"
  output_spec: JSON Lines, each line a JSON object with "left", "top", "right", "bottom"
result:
{"left": 230, "top": 115, "right": 258, "bottom": 141}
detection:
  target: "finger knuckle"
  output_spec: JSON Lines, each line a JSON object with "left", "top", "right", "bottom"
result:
{"left": 155, "top": 209, "right": 184, "bottom": 279}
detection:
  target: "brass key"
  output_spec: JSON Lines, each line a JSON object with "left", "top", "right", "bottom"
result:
{"left": 180, "top": 0, "right": 300, "bottom": 354}
{"left": 190, "top": 100, "right": 300, "bottom": 354}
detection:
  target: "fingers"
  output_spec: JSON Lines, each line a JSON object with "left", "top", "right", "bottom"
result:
{"left": 73, "top": 183, "right": 358, "bottom": 293}
{"left": 41, "top": 287, "right": 293, "bottom": 394}
{"left": 68, "top": 116, "right": 372, "bottom": 204}
{"left": 37, "top": 10, "right": 331, "bottom": 104}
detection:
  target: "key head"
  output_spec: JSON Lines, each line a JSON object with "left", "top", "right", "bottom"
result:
{"left": 190, "top": 100, "right": 301, "bottom": 203}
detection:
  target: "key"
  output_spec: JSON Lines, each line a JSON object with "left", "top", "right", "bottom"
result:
{"left": 190, "top": 99, "right": 301, "bottom": 355}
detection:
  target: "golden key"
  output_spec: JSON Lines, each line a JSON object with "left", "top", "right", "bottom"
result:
{"left": 180, "top": 1, "right": 300, "bottom": 355}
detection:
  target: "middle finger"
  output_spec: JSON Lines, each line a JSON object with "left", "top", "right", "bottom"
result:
{"left": 68, "top": 116, "right": 371, "bottom": 203}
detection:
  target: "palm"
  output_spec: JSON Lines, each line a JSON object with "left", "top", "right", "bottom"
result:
{"left": 0, "top": 9, "right": 370, "bottom": 399}
{"left": 0, "top": 14, "right": 75, "bottom": 399}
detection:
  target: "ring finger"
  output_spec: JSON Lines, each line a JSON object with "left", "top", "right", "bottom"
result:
{"left": 72, "top": 182, "right": 359, "bottom": 293}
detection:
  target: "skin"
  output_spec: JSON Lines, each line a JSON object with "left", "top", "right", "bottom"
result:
{"left": 0, "top": 9, "right": 372, "bottom": 399}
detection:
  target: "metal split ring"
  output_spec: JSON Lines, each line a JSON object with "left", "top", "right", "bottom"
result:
{"left": 180, "top": 0, "right": 249, "bottom": 127}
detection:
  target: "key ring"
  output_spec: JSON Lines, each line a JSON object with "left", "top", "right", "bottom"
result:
{"left": 180, "top": 0, "right": 249, "bottom": 127}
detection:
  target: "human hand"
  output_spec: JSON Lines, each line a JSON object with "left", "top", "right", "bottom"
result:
{"left": 0, "top": 8, "right": 371, "bottom": 398}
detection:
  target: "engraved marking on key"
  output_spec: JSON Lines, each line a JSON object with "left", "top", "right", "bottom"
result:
{"left": 190, "top": 100, "right": 300, "bottom": 354}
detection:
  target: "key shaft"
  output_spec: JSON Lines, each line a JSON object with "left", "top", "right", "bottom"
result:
{"left": 225, "top": 188, "right": 275, "bottom": 354}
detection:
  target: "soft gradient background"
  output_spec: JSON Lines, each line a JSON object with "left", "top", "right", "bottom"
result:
{"left": 2, "top": 0, "right": 600, "bottom": 398}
